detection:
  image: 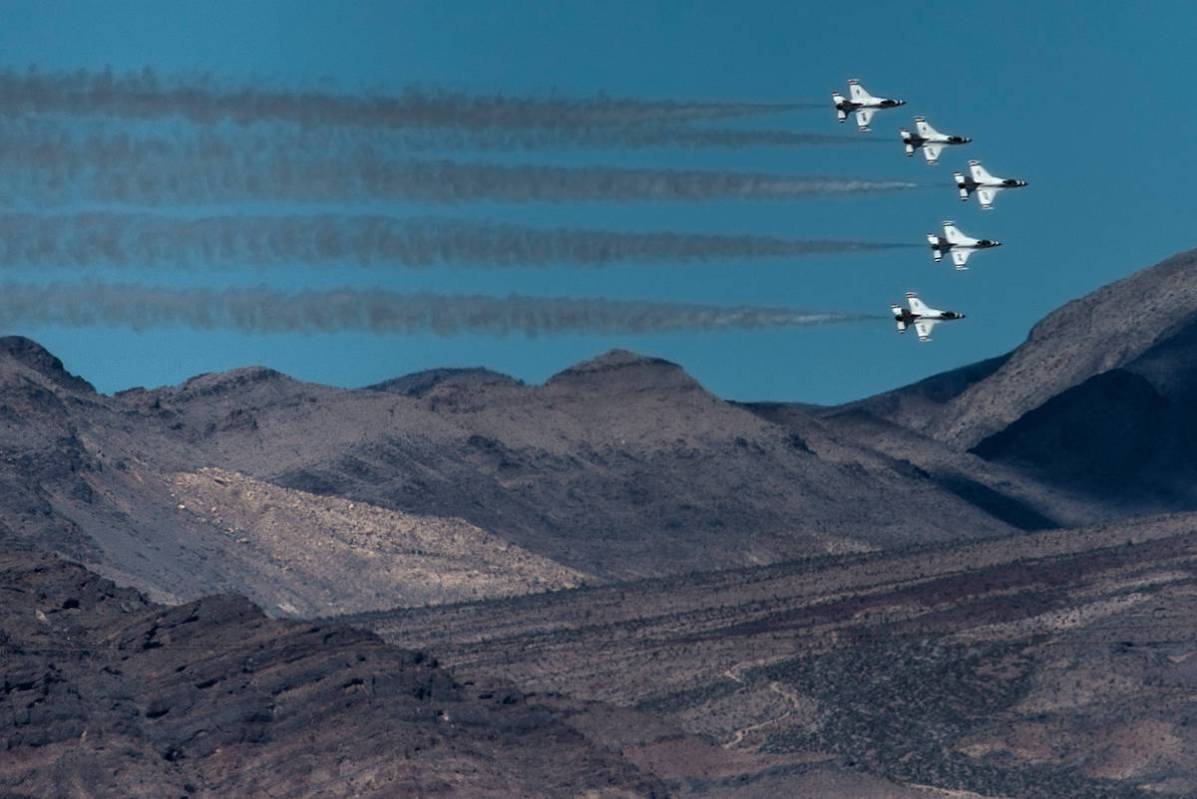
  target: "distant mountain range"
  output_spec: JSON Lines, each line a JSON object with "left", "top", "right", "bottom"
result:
{"left": 3, "top": 247, "right": 1197, "bottom": 797}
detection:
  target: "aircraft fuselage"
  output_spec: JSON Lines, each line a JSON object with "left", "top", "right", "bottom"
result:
{"left": 958, "top": 175, "right": 1028, "bottom": 190}
{"left": 905, "top": 133, "right": 970, "bottom": 147}
{"left": 928, "top": 237, "right": 1000, "bottom": 254}
{"left": 895, "top": 308, "right": 964, "bottom": 324}
{"left": 837, "top": 98, "right": 904, "bottom": 112}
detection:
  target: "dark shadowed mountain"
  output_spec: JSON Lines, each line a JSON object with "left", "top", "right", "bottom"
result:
{"left": 0, "top": 549, "right": 663, "bottom": 798}
{"left": 902, "top": 247, "right": 1197, "bottom": 448}
{"left": 973, "top": 311, "right": 1197, "bottom": 510}
{"left": 804, "top": 246, "right": 1197, "bottom": 521}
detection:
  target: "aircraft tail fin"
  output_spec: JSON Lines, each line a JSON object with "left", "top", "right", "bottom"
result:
{"left": 914, "top": 116, "right": 941, "bottom": 139}
{"left": 969, "top": 160, "right": 995, "bottom": 183}
{"left": 906, "top": 292, "right": 932, "bottom": 316}
{"left": 847, "top": 79, "right": 876, "bottom": 102}
{"left": 943, "top": 222, "right": 967, "bottom": 244}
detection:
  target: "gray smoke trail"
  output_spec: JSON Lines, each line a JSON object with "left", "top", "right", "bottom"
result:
{"left": 395, "top": 125, "right": 872, "bottom": 151}
{"left": 0, "top": 67, "right": 807, "bottom": 129}
{"left": 0, "top": 213, "right": 916, "bottom": 268}
{"left": 0, "top": 119, "right": 869, "bottom": 164}
{"left": 0, "top": 149, "right": 918, "bottom": 205}
{"left": 0, "top": 282, "right": 876, "bottom": 337}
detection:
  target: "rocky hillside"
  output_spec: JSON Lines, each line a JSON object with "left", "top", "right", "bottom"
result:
{"left": 0, "top": 548, "right": 663, "bottom": 798}
{"left": 170, "top": 467, "right": 586, "bottom": 615}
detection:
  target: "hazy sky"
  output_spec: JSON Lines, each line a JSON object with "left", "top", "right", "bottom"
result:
{"left": 3, "top": 1, "right": 1195, "bottom": 402}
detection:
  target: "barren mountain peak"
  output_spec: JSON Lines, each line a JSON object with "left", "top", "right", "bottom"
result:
{"left": 546, "top": 348, "right": 700, "bottom": 393}
{"left": 368, "top": 366, "right": 523, "bottom": 397}
{"left": 0, "top": 335, "right": 95, "bottom": 393}
{"left": 571, "top": 348, "right": 675, "bottom": 370}
{"left": 166, "top": 364, "right": 304, "bottom": 401}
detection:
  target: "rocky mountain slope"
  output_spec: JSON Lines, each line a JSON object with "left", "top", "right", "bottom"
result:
{"left": 351, "top": 513, "right": 1197, "bottom": 798}
{"left": 0, "top": 548, "right": 663, "bottom": 798}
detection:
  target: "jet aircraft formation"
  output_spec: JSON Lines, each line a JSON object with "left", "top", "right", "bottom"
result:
{"left": 833, "top": 80, "right": 1029, "bottom": 342}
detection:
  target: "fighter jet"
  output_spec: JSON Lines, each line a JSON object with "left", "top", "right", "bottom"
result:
{"left": 891, "top": 292, "right": 965, "bottom": 342}
{"left": 953, "top": 160, "right": 1029, "bottom": 209}
{"left": 927, "top": 221, "right": 1001, "bottom": 270}
{"left": 832, "top": 79, "right": 906, "bottom": 132}
{"left": 900, "top": 116, "right": 971, "bottom": 164}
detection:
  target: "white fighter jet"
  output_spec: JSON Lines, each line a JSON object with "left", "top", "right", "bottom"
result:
{"left": 900, "top": 116, "right": 971, "bottom": 164}
{"left": 832, "top": 79, "right": 906, "bottom": 132}
{"left": 926, "top": 221, "right": 1001, "bottom": 270}
{"left": 891, "top": 292, "right": 965, "bottom": 342}
{"left": 953, "top": 160, "right": 1029, "bottom": 209}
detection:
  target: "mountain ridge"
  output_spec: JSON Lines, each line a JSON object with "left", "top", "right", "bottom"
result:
{"left": 0, "top": 337, "right": 1044, "bottom": 609}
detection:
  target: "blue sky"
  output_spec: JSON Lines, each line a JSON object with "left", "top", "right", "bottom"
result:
{"left": 2, "top": 1, "right": 1195, "bottom": 402}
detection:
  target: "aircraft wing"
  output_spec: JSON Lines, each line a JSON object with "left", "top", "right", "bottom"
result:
{"left": 951, "top": 249, "right": 972, "bottom": 269}
{"left": 922, "top": 142, "right": 944, "bottom": 164}
{"left": 849, "top": 82, "right": 868, "bottom": 102}
{"left": 914, "top": 319, "right": 938, "bottom": 342}
{"left": 855, "top": 108, "right": 875, "bottom": 131}
{"left": 977, "top": 186, "right": 1001, "bottom": 209}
